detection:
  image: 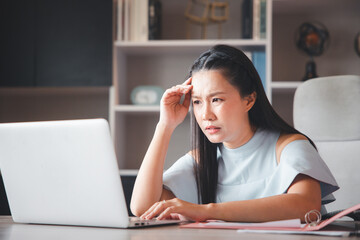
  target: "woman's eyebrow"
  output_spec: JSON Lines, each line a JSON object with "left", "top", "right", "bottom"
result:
{"left": 192, "top": 91, "right": 226, "bottom": 99}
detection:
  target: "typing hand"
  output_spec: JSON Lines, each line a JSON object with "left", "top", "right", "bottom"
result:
{"left": 140, "top": 198, "right": 210, "bottom": 222}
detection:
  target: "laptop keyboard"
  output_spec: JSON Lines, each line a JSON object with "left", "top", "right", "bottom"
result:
{"left": 129, "top": 217, "right": 181, "bottom": 227}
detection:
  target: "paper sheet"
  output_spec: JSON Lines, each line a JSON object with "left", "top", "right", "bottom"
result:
{"left": 237, "top": 229, "right": 352, "bottom": 237}
{"left": 205, "top": 219, "right": 301, "bottom": 228}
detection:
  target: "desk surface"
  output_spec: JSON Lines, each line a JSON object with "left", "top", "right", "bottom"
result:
{"left": 0, "top": 216, "right": 358, "bottom": 240}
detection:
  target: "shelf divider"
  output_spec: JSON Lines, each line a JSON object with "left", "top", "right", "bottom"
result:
{"left": 114, "top": 104, "right": 160, "bottom": 113}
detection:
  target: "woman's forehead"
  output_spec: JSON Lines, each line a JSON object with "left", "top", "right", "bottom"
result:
{"left": 192, "top": 70, "right": 226, "bottom": 85}
{"left": 191, "top": 70, "right": 238, "bottom": 96}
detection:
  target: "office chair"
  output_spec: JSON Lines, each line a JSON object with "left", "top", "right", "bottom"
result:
{"left": 293, "top": 75, "right": 360, "bottom": 213}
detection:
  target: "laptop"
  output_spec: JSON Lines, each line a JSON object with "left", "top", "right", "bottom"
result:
{"left": 0, "top": 119, "right": 183, "bottom": 228}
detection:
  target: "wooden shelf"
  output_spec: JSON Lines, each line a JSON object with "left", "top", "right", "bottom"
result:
{"left": 271, "top": 81, "right": 303, "bottom": 92}
{"left": 114, "top": 39, "right": 267, "bottom": 55}
{"left": 113, "top": 105, "right": 160, "bottom": 113}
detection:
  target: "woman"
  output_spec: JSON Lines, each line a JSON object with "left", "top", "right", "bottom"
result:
{"left": 130, "top": 45, "right": 338, "bottom": 222}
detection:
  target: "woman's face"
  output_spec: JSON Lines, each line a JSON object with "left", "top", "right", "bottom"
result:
{"left": 191, "top": 70, "right": 255, "bottom": 149}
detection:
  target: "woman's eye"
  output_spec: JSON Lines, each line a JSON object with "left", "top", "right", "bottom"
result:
{"left": 193, "top": 100, "right": 200, "bottom": 105}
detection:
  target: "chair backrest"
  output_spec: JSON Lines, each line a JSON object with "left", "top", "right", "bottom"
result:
{"left": 293, "top": 75, "right": 360, "bottom": 212}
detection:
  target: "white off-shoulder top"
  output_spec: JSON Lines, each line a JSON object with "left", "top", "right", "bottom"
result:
{"left": 163, "top": 128, "right": 339, "bottom": 212}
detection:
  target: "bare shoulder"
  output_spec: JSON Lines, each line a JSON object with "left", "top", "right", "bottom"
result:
{"left": 277, "top": 133, "right": 307, "bottom": 145}
{"left": 275, "top": 133, "right": 308, "bottom": 164}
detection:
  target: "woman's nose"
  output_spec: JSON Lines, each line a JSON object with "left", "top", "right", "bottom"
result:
{"left": 202, "top": 105, "right": 215, "bottom": 121}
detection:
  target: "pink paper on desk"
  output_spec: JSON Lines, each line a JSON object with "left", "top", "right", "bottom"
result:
{"left": 182, "top": 219, "right": 302, "bottom": 230}
{"left": 181, "top": 203, "right": 360, "bottom": 232}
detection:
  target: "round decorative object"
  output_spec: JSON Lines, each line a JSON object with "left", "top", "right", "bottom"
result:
{"left": 295, "top": 22, "right": 329, "bottom": 57}
{"left": 295, "top": 22, "right": 330, "bottom": 81}
{"left": 130, "top": 86, "right": 164, "bottom": 105}
{"left": 355, "top": 32, "right": 360, "bottom": 57}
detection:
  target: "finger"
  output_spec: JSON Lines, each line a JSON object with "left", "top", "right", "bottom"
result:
{"left": 161, "top": 90, "right": 183, "bottom": 103}
{"left": 157, "top": 206, "right": 175, "bottom": 220}
{"left": 164, "top": 85, "right": 191, "bottom": 97}
{"left": 144, "top": 201, "right": 167, "bottom": 220}
{"left": 177, "top": 214, "right": 191, "bottom": 221}
{"left": 161, "top": 94, "right": 183, "bottom": 106}
{"left": 169, "top": 213, "right": 181, "bottom": 220}
{"left": 162, "top": 90, "right": 182, "bottom": 100}
{"left": 182, "top": 88, "right": 193, "bottom": 108}
{"left": 167, "top": 213, "right": 189, "bottom": 221}
{"left": 140, "top": 202, "right": 160, "bottom": 219}
{"left": 146, "top": 201, "right": 168, "bottom": 219}
{"left": 175, "top": 84, "right": 192, "bottom": 93}
{"left": 182, "top": 77, "right": 192, "bottom": 85}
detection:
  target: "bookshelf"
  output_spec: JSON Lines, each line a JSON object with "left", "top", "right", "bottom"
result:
{"left": 110, "top": 0, "right": 272, "bottom": 169}
{"left": 111, "top": 0, "right": 360, "bottom": 169}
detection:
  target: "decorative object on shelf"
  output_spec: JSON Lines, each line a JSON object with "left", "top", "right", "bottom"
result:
{"left": 295, "top": 22, "right": 330, "bottom": 81}
{"left": 355, "top": 32, "right": 360, "bottom": 57}
{"left": 185, "top": 0, "right": 229, "bottom": 39}
{"left": 130, "top": 86, "right": 164, "bottom": 105}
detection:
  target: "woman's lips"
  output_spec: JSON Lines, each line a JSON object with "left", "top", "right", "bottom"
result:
{"left": 205, "top": 125, "right": 220, "bottom": 134}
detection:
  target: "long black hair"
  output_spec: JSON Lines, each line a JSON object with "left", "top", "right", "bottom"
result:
{"left": 189, "top": 45, "right": 315, "bottom": 204}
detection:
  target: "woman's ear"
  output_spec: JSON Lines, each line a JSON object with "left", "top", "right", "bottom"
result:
{"left": 244, "top": 92, "right": 257, "bottom": 112}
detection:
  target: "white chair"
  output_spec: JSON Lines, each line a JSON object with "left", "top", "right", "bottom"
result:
{"left": 293, "top": 75, "right": 360, "bottom": 212}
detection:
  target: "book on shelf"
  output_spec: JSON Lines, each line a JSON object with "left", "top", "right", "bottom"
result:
{"left": 252, "top": 51, "right": 266, "bottom": 89}
{"left": 259, "top": 0, "right": 266, "bottom": 39}
{"left": 243, "top": 51, "right": 265, "bottom": 89}
{"left": 148, "top": 0, "right": 162, "bottom": 40}
{"left": 131, "top": 0, "right": 149, "bottom": 42}
{"left": 252, "top": 0, "right": 260, "bottom": 39}
{"left": 241, "top": 0, "right": 253, "bottom": 39}
{"left": 117, "top": 0, "right": 161, "bottom": 41}
{"left": 124, "top": 0, "right": 130, "bottom": 41}
{"left": 116, "top": 0, "right": 124, "bottom": 41}
{"left": 251, "top": 0, "right": 266, "bottom": 40}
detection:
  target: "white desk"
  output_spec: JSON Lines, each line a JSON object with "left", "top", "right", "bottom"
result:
{"left": 0, "top": 216, "right": 358, "bottom": 240}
